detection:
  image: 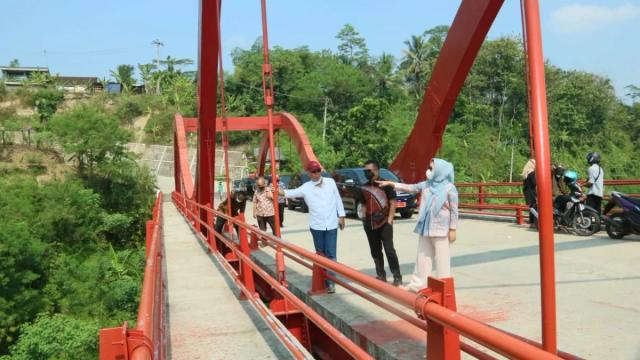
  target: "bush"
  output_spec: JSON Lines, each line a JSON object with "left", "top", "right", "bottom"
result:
{"left": 144, "top": 110, "right": 175, "bottom": 144}
{"left": 29, "top": 88, "right": 64, "bottom": 123}
{"left": 3, "top": 314, "right": 98, "bottom": 360}
{"left": 0, "top": 222, "right": 47, "bottom": 353}
{"left": 0, "top": 82, "right": 6, "bottom": 100}
{"left": 114, "top": 97, "right": 143, "bottom": 124}
{"left": 50, "top": 103, "right": 132, "bottom": 173}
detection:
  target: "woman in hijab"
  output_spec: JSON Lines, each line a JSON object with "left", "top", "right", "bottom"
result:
{"left": 377, "top": 158, "right": 458, "bottom": 292}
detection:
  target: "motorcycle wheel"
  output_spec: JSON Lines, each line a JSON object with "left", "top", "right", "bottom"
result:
{"left": 605, "top": 213, "right": 627, "bottom": 239}
{"left": 572, "top": 208, "right": 600, "bottom": 236}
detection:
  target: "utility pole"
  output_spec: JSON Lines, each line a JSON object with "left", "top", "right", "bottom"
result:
{"left": 322, "top": 96, "right": 329, "bottom": 143}
{"left": 151, "top": 39, "right": 164, "bottom": 94}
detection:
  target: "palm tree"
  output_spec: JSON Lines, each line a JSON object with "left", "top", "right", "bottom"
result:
{"left": 400, "top": 35, "right": 429, "bottom": 98}
{"left": 374, "top": 53, "right": 397, "bottom": 98}
{"left": 110, "top": 64, "right": 135, "bottom": 93}
{"left": 138, "top": 63, "right": 156, "bottom": 94}
{"left": 160, "top": 56, "right": 194, "bottom": 73}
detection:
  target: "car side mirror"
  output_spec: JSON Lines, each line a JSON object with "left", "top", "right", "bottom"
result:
{"left": 345, "top": 179, "right": 355, "bottom": 186}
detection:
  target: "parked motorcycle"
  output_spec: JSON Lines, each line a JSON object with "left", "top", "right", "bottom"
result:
{"left": 602, "top": 191, "right": 640, "bottom": 239}
{"left": 530, "top": 197, "right": 601, "bottom": 236}
{"left": 529, "top": 169, "right": 601, "bottom": 236}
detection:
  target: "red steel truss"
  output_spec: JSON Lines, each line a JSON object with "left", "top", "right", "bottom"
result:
{"left": 100, "top": 0, "right": 571, "bottom": 358}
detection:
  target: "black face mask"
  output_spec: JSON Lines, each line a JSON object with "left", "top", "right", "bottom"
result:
{"left": 364, "top": 169, "right": 374, "bottom": 180}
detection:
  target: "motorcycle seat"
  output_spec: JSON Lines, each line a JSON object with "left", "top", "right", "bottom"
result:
{"left": 620, "top": 195, "right": 640, "bottom": 207}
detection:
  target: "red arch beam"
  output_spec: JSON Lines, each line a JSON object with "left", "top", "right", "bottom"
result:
{"left": 175, "top": 112, "right": 320, "bottom": 180}
{"left": 390, "top": 0, "right": 504, "bottom": 184}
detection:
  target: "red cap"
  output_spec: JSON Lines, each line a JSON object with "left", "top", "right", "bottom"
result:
{"left": 305, "top": 160, "right": 322, "bottom": 172}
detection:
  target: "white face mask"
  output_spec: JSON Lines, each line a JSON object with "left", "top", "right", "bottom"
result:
{"left": 426, "top": 169, "right": 433, "bottom": 180}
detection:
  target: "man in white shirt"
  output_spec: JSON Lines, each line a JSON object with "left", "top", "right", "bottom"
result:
{"left": 585, "top": 152, "right": 604, "bottom": 214}
{"left": 279, "top": 160, "right": 345, "bottom": 293}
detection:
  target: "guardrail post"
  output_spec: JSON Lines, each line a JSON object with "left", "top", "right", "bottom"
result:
{"left": 478, "top": 185, "right": 485, "bottom": 206}
{"left": 516, "top": 208, "right": 524, "bottom": 225}
{"left": 249, "top": 232, "right": 259, "bottom": 250}
{"left": 417, "top": 277, "right": 461, "bottom": 360}
{"left": 206, "top": 203, "right": 216, "bottom": 252}
{"left": 194, "top": 205, "right": 201, "bottom": 233}
{"left": 309, "top": 252, "right": 327, "bottom": 295}
{"left": 275, "top": 249, "right": 286, "bottom": 286}
{"left": 237, "top": 213, "right": 257, "bottom": 299}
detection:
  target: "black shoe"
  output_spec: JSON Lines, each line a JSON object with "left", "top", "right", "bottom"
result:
{"left": 392, "top": 277, "right": 403, "bottom": 287}
{"left": 376, "top": 275, "right": 387, "bottom": 283}
{"left": 327, "top": 284, "right": 336, "bottom": 294}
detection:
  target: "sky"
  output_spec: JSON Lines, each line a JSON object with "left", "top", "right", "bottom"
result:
{"left": 1, "top": 0, "right": 638, "bottom": 101}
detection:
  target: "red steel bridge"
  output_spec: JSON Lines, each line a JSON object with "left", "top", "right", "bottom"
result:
{"left": 97, "top": 0, "right": 614, "bottom": 359}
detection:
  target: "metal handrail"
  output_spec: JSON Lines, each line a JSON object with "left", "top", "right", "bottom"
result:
{"left": 173, "top": 191, "right": 567, "bottom": 360}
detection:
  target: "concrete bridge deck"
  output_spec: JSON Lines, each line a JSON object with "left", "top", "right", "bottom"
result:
{"left": 251, "top": 204, "right": 640, "bottom": 359}
{"left": 163, "top": 201, "right": 293, "bottom": 359}
{"left": 158, "top": 176, "right": 640, "bottom": 359}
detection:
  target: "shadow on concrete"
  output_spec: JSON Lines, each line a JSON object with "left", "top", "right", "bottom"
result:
{"left": 456, "top": 276, "right": 640, "bottom": 290}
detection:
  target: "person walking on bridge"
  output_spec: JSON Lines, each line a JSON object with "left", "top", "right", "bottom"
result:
{"left": 215, "top": 191, "right": 247, "bottom": 236}
{"left": 360, "top": 160, "right": 402, "bottom": 286}
{"left": 273, "top": 175, "right": 288, "bottom": 228}
{"left": 253, "top": 176, "right": 276, "bottom": 235}
{"left": 377, "top": 158, "right": 458, "bottom": 292}
{"left": 279, "top": 160, "right": 345, "bottom": 294}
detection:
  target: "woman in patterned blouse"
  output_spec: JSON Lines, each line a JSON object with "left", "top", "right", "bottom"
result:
{"left": 377, "top": 158, "right": 459, "bottom": 292}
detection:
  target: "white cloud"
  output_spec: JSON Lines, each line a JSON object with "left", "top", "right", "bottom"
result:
{"left": 552, "top": 3, "right": 640, "bottom": 33}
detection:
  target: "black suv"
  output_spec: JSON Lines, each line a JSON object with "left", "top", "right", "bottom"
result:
{"left": 333, "top": 168, "right": 417, "bottom": 219}
{"left": 241, "top": 177, "right": 256, "bottom": 198}
{"left": 232, "top": 179, "right": 247, "bottom": 194}
{"left": 286, "top": 171, "right": 332, "bottom": 212}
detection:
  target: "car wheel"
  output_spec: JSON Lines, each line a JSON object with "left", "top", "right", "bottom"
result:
{"left": 287, "top": 202, "right": 296, "bottom": 211}
{"left": 301, "top": 200, "right": 309, "bottom": 213}
{"left": 400, "top": 209, "right": 413, "bottom": 219}
{"left": 356, "top": 201, "right": 365, "bottom": 220}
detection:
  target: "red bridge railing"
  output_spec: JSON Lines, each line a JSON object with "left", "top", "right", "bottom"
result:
{"left": 99, "top": 192, "right": 165, "bottom": 360}
{"left": 171, "top": 191, "right": 578, "bottom": 360}
{"left": 457, "top": 179, "right": 640, "bottom": 224}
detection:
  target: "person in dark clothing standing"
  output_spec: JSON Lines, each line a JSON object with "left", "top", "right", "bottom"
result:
{"left": 361, "top": 160, "right": 402, "bottom": 286}
{"left": 215, "top": 191, "right": 247, "bottom": 235}
{"left": 521, "top": 159, "right": 537, "bottom": 226}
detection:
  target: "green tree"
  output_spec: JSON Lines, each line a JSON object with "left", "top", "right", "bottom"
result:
{"left": 50, "top": 103, "right": 132, "bottom": 174}
{"left": 110, "top": 64, "right": 135, "bottom": 93}
{"left": 160, "top": 56, "right": 194, "bottom": 73}
{"left": 9, "top": 59, "right": 20, "bottom": 67}
{"left": 0, "top": 222, "right": 47, "bottom": 353}
{"left": 29, "top": 88, "right": 65, "bottom": 123}
{"left": 137, "top": 63, "right": 156, "bottom": 94}
{"left": 336, "top": 24, "right": 369, "bottom": 66}
{"left": 3, "top": 314, "right": 98, "bottom": 360}
{"left": 373, "top": 53, "right": 401, "bottom": 100}
{"left": 330, "top": 98, "right": 392, "bottom": 166}
{"left": 399, "top": 26, "right": 449, "bottom": 98}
